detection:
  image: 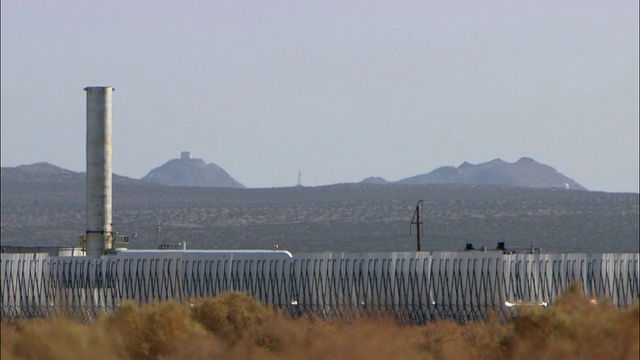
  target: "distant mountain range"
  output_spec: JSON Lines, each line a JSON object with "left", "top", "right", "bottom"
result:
{"left": 362, "top": 157, "right": 586, "bottom": 190}
{"left": 1, "top": 167, "right": 637, "bottom": 253}
{"left": 1, "top": 156, "right": 585, "bottom": 190}
{"left": 3, "top": 158, "right": 638, "bottom": 253}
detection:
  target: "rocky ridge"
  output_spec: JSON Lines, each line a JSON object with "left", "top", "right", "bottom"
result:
{"left": 363, "top": 157, "right": 586, "bottom": 190}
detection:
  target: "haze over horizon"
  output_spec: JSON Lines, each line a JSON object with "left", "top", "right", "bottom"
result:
{"left": 1, "top": 1, "right": 638, "bottom": 192}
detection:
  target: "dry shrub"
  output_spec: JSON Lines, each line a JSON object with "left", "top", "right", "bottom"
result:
{"left": 191, "top": 291, "right": 272, "bottom": 347}
{"left": 104, "top": 300, "right": 207, "bottom": 360}
{"left": 419, "top": 313, "right": 510, "bottom": 359}
{"left": 1, "top": 289, "right": 637, "bottom": 360}
{"left": 7, "top": 317, "right": 116, "bottom": 360}
{"left": 251, "top": 315, "right": 425, "bottom": 360}
{"left": 1, "top": 321, "right": 20, "bottom": 360}
{"left": 164, "top": 332, "right": 230, "bottom": 360}
{"left": 503, "top": 283, "right": 639, "bottom": 360}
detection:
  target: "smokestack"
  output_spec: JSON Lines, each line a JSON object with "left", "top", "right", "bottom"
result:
{"left": 84, "top": 86, "right": 115, "bottom": 258}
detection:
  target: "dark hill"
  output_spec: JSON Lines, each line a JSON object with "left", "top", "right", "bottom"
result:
{"left": 394, "top": 157, "right": 586, "bottom": 190}
{"left": 361, "top": 176, "right": 389, "bottom": 185}
{"left": 141, "top": 154, "right": 244, "bottom": 188}
{"left": 1, "top": 163, "right": 147, "bottom": 186}
{"left": 1, "top": 162, "right": 78, "bottom": 183}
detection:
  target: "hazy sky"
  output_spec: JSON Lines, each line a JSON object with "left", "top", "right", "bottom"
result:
{"left": 1, "top": 1, "right": 638, "bottom": 192}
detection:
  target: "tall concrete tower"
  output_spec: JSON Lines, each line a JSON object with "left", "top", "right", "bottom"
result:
{"left": 84, "top": 86, "right": 115, "bottom": 258}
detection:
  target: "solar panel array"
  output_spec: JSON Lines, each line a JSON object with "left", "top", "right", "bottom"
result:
{"left": 2, "top": 251, "right": 638, "bottom": 323}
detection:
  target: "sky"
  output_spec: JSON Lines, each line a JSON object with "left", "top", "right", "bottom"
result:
{"left": 1, "top": 1, "right": 638, "bottom": 192}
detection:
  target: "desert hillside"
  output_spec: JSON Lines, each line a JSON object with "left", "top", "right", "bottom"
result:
{"left": 1, "top": 163, "right": 637, "bottom": 254}
{"left": 142, "top": 152, "right": 245, "bottom": 188}
{"left": 369, "top": 157, "right": 587, "bottom": 190}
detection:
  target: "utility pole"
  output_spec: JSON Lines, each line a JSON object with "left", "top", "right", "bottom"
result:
{"left": 410, "top": 200, "right": 424, "bottom": 251}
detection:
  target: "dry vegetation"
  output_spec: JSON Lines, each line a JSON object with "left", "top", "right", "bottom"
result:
{"left": 2, "top": 287, "right": 638, "bottom": 360}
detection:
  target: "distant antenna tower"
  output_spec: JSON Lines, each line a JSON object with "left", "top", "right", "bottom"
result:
{"left": 296, "top": 170, "right": 302, "bottom": 187}
{"left": 410, "top": 200, "right": 425, "bottom": 251}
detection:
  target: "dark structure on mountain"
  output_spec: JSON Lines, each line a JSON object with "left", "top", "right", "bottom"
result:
{"left": 141, "top": 152, "right": 245, "bottom": 188}
{"left": 392, "top": 157, "right": 586, "bottom": 190}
